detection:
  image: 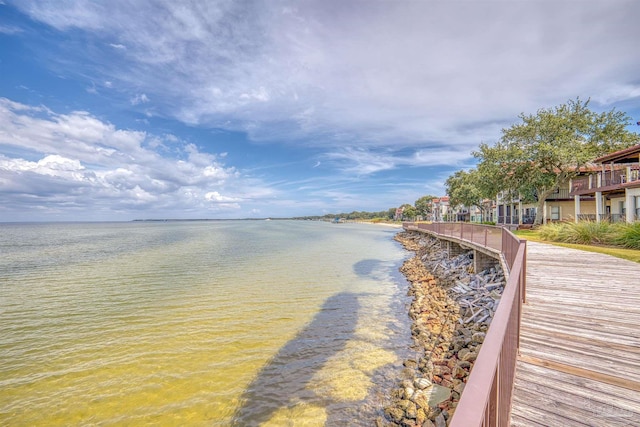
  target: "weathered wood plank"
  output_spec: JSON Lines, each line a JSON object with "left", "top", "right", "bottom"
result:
{"left": 511, "top": 241, "right": 640, "bottom": 426}
{"left": 519, "top": 354, "right": 640, "bottom": 392}
{"left": 513, "top": 362, "right": 640, "bottom": 426}
{"left": 515, "top": 361, "right": 640, "bottom": 411}
{"left": 520, "top": 326, "right": 640, "bottom": 360}
{"left": 521, "top": 305, "right": 640, "bottom": 328}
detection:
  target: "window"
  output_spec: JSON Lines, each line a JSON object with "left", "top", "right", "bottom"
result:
{"left": 551, "top": 206, "right": 560, "bottom": 220}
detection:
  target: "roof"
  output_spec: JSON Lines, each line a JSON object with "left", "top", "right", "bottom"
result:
{"left": 593, "top": 144, "right": 640, "bottom": 164}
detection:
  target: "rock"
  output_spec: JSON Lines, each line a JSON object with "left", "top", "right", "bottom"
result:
{"left": 460, "top": 349, "right": 477, "bottom": 362}
{"left": 404, "top": 359, "right": 418, "bottom": 369}
{"left": 397, "top": 399, "right": 412, "bottom": 411}
{"left": 404, "top": 386, "right": 415, "bottom": 399}
{"left": 405, "top": 401, "right": 418, "bottom": 419}
{"left": 389, "top": 231, "right": 507, "bottom": 427}
{"left": 414, "top": 378, "right": 432, "bottom": 390}
{"left": 472, "top": 331, "right": 486, "bottom": 343}
{"left": 385, "top": 406, "right": 405, "bottom": 423}
{"left": 420, "top": 384, "right": 452, "bottom": 407}
{"left": 453, "top": 366, "right": 467, "bottom": 379}
{"left": 457, "top": 348, "right": 471, "bottom": 361}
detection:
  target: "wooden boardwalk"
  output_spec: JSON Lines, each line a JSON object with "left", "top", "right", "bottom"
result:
{"left": 510, "top": 242, "right": 640, "bottom": 426}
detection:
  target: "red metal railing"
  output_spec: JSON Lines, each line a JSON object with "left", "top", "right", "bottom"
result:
{"left": 402, "top": 222, "right": 527, "bottom": 427}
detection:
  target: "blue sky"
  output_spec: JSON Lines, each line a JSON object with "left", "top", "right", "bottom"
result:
{"left": 1, "top": 1, "right": 639, "bottom": 221}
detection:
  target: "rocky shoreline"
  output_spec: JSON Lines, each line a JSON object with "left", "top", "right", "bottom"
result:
{"left": 378, "top": 230, "right": 505, "bottom": 427}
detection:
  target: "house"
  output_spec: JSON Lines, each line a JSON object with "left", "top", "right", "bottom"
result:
{"left": 570, "top": 143, "right": 640, "bottom": 223}
{"left": 495, "top": 171, "right": 598, "bottom": 226}
{"left": 394, "top": 206, "right": 405, "bottom": 221}
{"left": 430, "top": 197, "right": 452, "bottom": 222}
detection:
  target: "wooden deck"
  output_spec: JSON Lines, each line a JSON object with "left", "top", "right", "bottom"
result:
{"left": 510, "top": 242, "right": 640, "bottom": 426}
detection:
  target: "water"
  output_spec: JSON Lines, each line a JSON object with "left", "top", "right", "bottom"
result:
{"left": 0, "top": 220, "right": 412, "bottom": 426}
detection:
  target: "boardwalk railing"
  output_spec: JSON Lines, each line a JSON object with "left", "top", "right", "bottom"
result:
{"left": 402, "top": 222, "right": 527, "bottom": 427}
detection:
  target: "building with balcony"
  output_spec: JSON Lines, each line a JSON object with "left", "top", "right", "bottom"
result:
{"left": 495, "top": 174, "right": 598, "bottom": 227}
{"left": 570, "top": 144, "right": 640, "bottom": 223}
{"left": 429, "top": 197, "right": 453, "bottom": 222}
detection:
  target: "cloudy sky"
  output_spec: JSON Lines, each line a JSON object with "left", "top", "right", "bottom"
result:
{"left": 1, "top": 0, "right": 639, "bottom": 221}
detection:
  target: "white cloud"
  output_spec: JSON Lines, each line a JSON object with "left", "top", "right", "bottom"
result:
{"left": 130, "top": 93, "right": 150, "bottom": 105}
{"left": 0, "top": 98, "right": 276, "bottom": 220}
{"left": 13, "top": 0, "right": 639, "bottom": 149}
{"left": 324, "top": 146, "right": 473, "bottom": 176}
{"left": 109, "top": 43, "right": 126, "bottom": 50}
{"left": 0, "top": 24, "right": 23, "bottom": 34}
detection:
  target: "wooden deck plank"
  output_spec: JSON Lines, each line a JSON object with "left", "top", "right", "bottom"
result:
{"left": 511, "top": 241, "right": 640, "bottom": 426}
{"left": 515, "top": 362, "right": 640, "bottom": 411}
{"left": 521, "top": 305, "right": 640, "bottom": 328}
{"left": 520, "top": 326, "right": 640, "bottom": 362}
{"left": 524, "top": 312, "right": 640, "bottom": 341}
{"left": 513, "top": 363, "right": 640, "bottom": 427}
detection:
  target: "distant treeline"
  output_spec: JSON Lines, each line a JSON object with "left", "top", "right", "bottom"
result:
{"left": 293, "top": 209, "right": 397, "bottom": 221}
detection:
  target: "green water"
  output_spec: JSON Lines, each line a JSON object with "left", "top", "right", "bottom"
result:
{"left": 0, "top": 221, "right": 411, "bottom": 426}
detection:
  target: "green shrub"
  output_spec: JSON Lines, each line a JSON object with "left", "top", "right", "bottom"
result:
{"left": 612, "top": 223, "right": 640, "bottom": 249}
{"left": 538, "top": 222, "right": 564, "bottom": 241}
{"left": 538, "top": 221, "right": 614, "bottom": 245}
{"left": 569, "top": 221, "right": 613, "bottom": 245}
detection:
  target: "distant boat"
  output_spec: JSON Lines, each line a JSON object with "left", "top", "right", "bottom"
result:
{"left": 265, "top": 218, "right": 271, "bottom": 221}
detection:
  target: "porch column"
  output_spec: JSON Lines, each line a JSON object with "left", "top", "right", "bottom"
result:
{"left": 595, "top": 191, "right": 603, "bottom": 223}
{"left": 626, "top": 191, "right": 635, "bottom": 223}
{"left": 574, "top": 195, "right": 581, "bottom": 223}
{"left": 543, "top": 201, "right": 548, "bottom": 224}
{"left": 518, "top": 200, "right": 523, "bottom": 225}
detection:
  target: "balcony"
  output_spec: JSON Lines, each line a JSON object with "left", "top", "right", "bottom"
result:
{"left": 570, "top": 166, "right": 640, "bottom": 195}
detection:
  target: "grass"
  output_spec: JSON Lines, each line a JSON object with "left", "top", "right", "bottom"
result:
{"left": 514, "top": 224, "right": 640, "bottom": 263}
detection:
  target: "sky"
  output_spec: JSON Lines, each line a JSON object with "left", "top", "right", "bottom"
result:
{"left": 1, "top": 1, "right": 640, "bottom": 221}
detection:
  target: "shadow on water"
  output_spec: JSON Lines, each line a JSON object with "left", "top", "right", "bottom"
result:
{"left": 230, "top": 291, "right": 362, "bottom": 427}
{"left": 352, "top": 259, "right": 381, "bottom": 277}
{"left": 231, "top": 257, "right": 413, "bottom": 426}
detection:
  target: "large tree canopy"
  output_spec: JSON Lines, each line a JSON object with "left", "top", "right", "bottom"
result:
{"left": 414, "top": 195, "right": 437, "bottom": 218}
{"left": 399, "top": 203, "right": 417, "bottom": 220}
{"left": 475, "top": 98, "right": 640, "bottom": 225}
{"left": 445, "top": 169, "right": 492, "bottom": 220}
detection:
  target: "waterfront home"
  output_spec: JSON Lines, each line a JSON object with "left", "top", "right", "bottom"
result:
{"left": 429, "top": 196, "right": 453, "bottom": 222}
{"left": 570, "top": 143, "right": 640, "bottom": 223}
{"left": 495, "top": 175, "right": 598, "bottom": 227}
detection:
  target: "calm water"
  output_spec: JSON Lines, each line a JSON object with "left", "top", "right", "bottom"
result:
{"left": 0, "top": 220, "right": 412, "bottom": 426}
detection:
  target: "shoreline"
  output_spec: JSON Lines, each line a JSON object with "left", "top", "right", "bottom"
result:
{"left": 379, "top": 230, "right": 505, "bottom": 427}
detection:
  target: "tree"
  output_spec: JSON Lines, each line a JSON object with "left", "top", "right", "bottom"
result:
{"left": 400, "top": 203, "right": 417, "bottom": 220}
{"left": 445, "top": 169, "right": 492, "bottom": 221}
{"left": 414, "top": 195, "right": 437, "bottom": 218}
{"left": 475, "top": 98, "right": 640, "bottom": 225}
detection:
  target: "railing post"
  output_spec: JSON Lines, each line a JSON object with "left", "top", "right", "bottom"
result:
{"left": 522, "top": 241, "right": 527, "bottom": 304}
